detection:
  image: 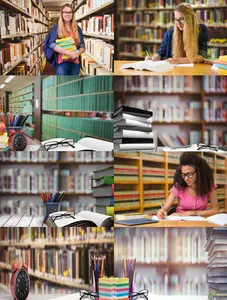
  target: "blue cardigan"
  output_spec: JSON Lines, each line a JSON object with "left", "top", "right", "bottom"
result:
{"left": 47, "top": 24, "right": 85, "bottom": 68}
{"left": 157, "top": 23, "right": 208, "bottom": 59}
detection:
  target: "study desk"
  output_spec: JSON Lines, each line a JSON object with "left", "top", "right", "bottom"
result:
{"left": 0, "top": 295, "right": 64, "bottom": 300}
{"left": 0, "top": 215, "right": 45, "bottom": 227}
{"left": 114, "top": 61, "right": 219, "bottom": 76}
{"left": 114, "top": 220, "right": 219, "bottom": 227}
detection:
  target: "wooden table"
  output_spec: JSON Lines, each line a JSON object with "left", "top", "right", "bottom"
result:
{"left": 114, "top": 61, "right": 219, "bottom": 76}
{"left": 0, "top": 295, "right": 76, "bottom": 300}
{"left": 0, "top": 215, "right": 45, "bottom": 227}
{"left": 114, "top": 220, "right": 219, "bottom": 227}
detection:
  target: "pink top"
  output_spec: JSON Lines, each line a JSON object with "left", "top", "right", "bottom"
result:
{"left": 171, "top": 184, "right": 216, "bottom": 213}
{"left": 58, "top": 31, "right": 79, "bottom": 65}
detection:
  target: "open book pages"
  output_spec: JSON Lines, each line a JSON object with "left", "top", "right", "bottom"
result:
{"left": 152, "top": 216, "right": 206, "bottom": 221}
{"left": 120, "top": 61, "right": 174, "bottom": 72}
{"left": 207, "top": 214, "right": 227, "bottom": 226}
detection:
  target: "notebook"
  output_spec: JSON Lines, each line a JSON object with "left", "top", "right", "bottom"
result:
{"left": 207, "top": 214, "right": 227, "bottom": 226}
{"left": 120, "top": 61, "right": 174, "bottom": 72}
{"left": 152, "top": 216, "right": 206, "bottom": 221}
{"left": 47, "top": 211, "right": 114, "bottom": 227}
{"left": 115, "top": 218, "right": 159, "bottom": 226}
{"left": 41, "top": 137, "right": 113, "bottom": 151}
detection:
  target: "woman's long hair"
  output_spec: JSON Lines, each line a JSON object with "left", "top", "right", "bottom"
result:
{"left": 172, "top": 3, "right": 199, "bottom": 63}
{"left": 173, "top": 153, "right": 214, "bottom": 197}
{"left": 58, "top": 3, "right": 80, "bottom": 46}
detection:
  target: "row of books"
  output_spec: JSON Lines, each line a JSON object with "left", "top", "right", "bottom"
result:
{"left": 204, "top": 100, "right": 227, "bottom": 122}
{"left": 42, "top": 93, "right": 114, "bottom": 112}
{"left": 9, "top": 82, "right": 33, "bottom": 98}
{"left": 42, "top": 75, "right": 113, "bottom": 97}
{"left": 84, "top": 38, "right": 114, "bottom": 71}
{"left": 75, "top": 0, "right": 113, "bottom": 20}
{"left": 0, "top": 168, "right": 57, "bottom": 193}
{"left": 42, "top": 114, "right": 113, "bottom": 142}
{"left": 118, "top": 0, "right": 226, "bottom": 9}
{"left": 118, "top": 43, "right": 227, "bottom": 59}
{"left": 0, "top": 246, "right": 114, "bottom": 285}
{"left": 115, "top": 228, "right": 208, "bottom": 263}
{"left": 115, "top": 76, "right": 201, "bottom": 93}
{"left": 81, "top": 54, "right": 110, "bottom": 75}
{"left": 216, "top": 173, "right": 227, "bottom": 184}
{"left": 58, "top": 152, "right": 113, "bottom": 162}
{"left": 120, "top": 10, "right": 227, "bottom": 26}
{"left": 7, "top": 0, "right": 48, "bottom": 17}
{"left": 78, "top": 14, "right": 114, "bottom": 37}
{"left": 0, "top": 11, "right": 47, "bottom": 37}
{"left": 9, "top": 92, "right": 33, "bottom": 103}
{"left": 0, "top": 228, "right": 114, "bottom": 243}
{"left": 204, "top": 129, "right": 227, "bottom": 146}
{"left": 206, "top": 228, "right": 227, "bottom": 299}
{"left": 60, "top": 171, "right": 93, "bottom": 194}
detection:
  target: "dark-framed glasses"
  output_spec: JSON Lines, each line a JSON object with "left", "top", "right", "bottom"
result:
{"left": 129, "top": 289, "right": 148, "bottom": 300}
{"left": 43, "top": 138, "right": 75, "bottom": 151}
{"left": 62, "top": 11, "right": 73, "bottom": 15}
{"left": 173, "top": 18, "right": 185, "bottom": 24}
{"left": 80, "top": 290, "right": 99, "bottom": 300}
{"left": 52, "top": 212, "right": 75, "bottom": 222}
{"left": 181, "top": 170, "right": 197, "bottom": 179}
{"left": 197, "top": 143, "right": 219, "bottom": 152}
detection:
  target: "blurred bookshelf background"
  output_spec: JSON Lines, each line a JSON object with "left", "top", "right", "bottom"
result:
{"left": 0, "top": 227, "right": 114, "bottom": 294}
{"left": 115, "top": 227, "right": 208, "bottom": 296}
{"left": 114, "top": 76, "right": 227, "bottom": 147}
{"left": 115, "top": 0, "right": 227, "bottom": 60}
{"left": 114, "top": 151, "right": 227, "bottom": 215}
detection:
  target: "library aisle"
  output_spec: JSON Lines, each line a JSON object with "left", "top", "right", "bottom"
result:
{"left": 0, "top": 0, "right": 114, "bottom": 75}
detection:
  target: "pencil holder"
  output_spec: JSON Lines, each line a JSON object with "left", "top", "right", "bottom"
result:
{"left": 91, "top": 256, "right": 105, "bottom": 295}
{"left": 123, "top": 258, "right": 136, "bottom": 296}
{"left": 43, "top": 202, "right": 61, "bottom": 223}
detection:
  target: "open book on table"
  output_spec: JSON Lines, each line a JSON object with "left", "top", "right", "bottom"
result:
{"left": 120, "top": 61, "right": 194, "bottom": 72}
{"left": 46, "top": 211, "right": 114, "bottom": 227}
{"left": 41, "top": 137, "right": 113, "bottom": 151}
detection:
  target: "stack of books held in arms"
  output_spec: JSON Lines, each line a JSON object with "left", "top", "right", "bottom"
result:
{"left": 114, "top": 105, "right": 155, "bottom": 151}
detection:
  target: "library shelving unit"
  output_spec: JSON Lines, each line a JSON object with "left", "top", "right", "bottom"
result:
{"left": 114, "top": 227, "right": 208, "bottom": 295}
{"left": 0, "top": 0, "right": 49, "bottom": 75}
{"left": 0, "top": 227, "right": 114, "bottom": 294}
{"left": 116, "top": 0, "right": 227, "bottom": 60}
{"left": 0, "top": 151, "right": 113, "bottom": 215}
{"left": 3, "top": 76, "right": 114, "bottom": 143}
{"left": 114, "top": 152, "right": 227, "bottom": 215}
{"left": 114, "top": 76, "right": 227, "bottom": 147}
{"left": 8, "top": 82, "right": 35, "bottom": 137}
{"left": 72, "top": 0, "right": 114, "bottom": 74}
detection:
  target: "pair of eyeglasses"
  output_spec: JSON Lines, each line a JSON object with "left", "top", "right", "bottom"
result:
{"left": 52, "top": 212, "right": 75, "bottom": 222}
{"left": 129, "top": 289, "right": 148, "bottom": 300}
{"left": 181, "top": 170, "right": 197, "bottom": 179}
{"left": 197, "top": 143, "right": 219, "bottom": 152}
{"left": 173, "top": 18, "right": 185, "bottom": 24}
{"left": 44, "top": 138, "right": 75, "bottom": 151}
{"left": 62, "top": 11, "right": 73, "bottom": 15}
{"left": 80, "top": 290, "right": 99, "bottom": 300}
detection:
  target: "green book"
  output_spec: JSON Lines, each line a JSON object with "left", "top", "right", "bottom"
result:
{"left": 94, "top": 176, "right": 114, "bottom": 187}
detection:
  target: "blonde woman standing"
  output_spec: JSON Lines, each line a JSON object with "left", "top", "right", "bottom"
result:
{"left": 45, "top": 3, "right": 85, "bottom": 75}
{"left": 145, "top": 3, "right": 208, "bottom": 64}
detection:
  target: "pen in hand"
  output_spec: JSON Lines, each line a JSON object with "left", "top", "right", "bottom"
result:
{"left": 145, "top": 50, "right": 152, "bottom": 61}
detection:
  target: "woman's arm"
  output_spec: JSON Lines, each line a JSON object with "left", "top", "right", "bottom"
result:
{"left": 166, "top": 55, "right": 205, "bottom": 64}
{"left": 157, "top": 191, "right": 176, "bottom": 219}
{"left": 172, "top": 190, "right": 219, "bottom": 217}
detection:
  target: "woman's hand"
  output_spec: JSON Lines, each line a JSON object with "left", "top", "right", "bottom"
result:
{"left": 65, "top": 50, "right": 79, "bottom": 59}
{"left": 171, "top": 211, "right": 195, "bottom": 216}
{"left": 145, "top": 53, "right": 161, "bottom": 62}
{"left": 157, "top": 208, "right": 167, "bottom": 219}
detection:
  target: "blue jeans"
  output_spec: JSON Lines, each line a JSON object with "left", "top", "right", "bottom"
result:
{"left": 56, "top": 62, "right": 81, "bottom": 75}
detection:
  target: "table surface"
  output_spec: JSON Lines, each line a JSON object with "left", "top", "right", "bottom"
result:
{"left": 114, "top": 61, "right": 219, "bottom": 76}
{"left": 114, "top": 220, "right": 219, "bottom": 227}
{"left": 0, "top": 215, "right": 45, "bottom": 227}
{"left": 0, "top": 293, "right": 208, "bottom": 300}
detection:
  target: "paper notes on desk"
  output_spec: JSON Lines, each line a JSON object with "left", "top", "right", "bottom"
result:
{"left": 120, "top": 61, "right": 174, "bottom": 72}
{"left": 172, "top": 63, "right": 194, "bottom": 67}
{"left": 152, "top": 216, "right": 206, "bottom": 221}
{"left": 207, "top": 214, "right": 227, "bottom": 226}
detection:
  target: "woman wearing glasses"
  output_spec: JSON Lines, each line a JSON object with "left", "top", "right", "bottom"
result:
{"left": 48, "top": 3, "right": 85, "bottom": 75}
{"left": 145, "top": 3, "right": 208, "bottom": 64}
{"left": 157, "top": 153, "right": 219, "bottom": 219}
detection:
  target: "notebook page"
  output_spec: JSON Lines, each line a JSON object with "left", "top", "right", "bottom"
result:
{"left": 77, "top": 211, "right": 111, "bottom": 226}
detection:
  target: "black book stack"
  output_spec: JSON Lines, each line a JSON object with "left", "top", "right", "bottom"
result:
{"left": 206, "top": 228, "right": 227, "bottom": 300}
{"left": 114, "top": 105, "right": 155, "bottom": 151}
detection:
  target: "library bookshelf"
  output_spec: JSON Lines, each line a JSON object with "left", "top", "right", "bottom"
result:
{"left": 0, "top": 0, "right": 49, "bottom": 75}
{"left": 114, "top": 227, "right": 208, "bottom": 295}
{"left": 0, "top": 228, "right": 114, "bottom": 292}
{"left": 0, "top": 151, "right": 113, "bottom": 215}
{"left": 114, "top": 152, "right": 227, "bottom": 215}
{"left": 114, "top": 76, "right": 227, "bottom": 147}
{"left": 116, "top": 0, "right": 227, "bottom": 60}
{"left": 73, "top": 0, "right": 114, "bottom": 74}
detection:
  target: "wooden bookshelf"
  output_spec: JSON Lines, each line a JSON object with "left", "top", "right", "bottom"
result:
{"left": 0, "top": 0, "right": 48, "bottom": 75}
{"left": 116, "top": 0, "right": 227, "bottom": 59}
{"left": 74, "top": 0, "right": 114, "bottom": 74}
{"left": 114, "top": 152, "right": 227, "bottom": 214}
